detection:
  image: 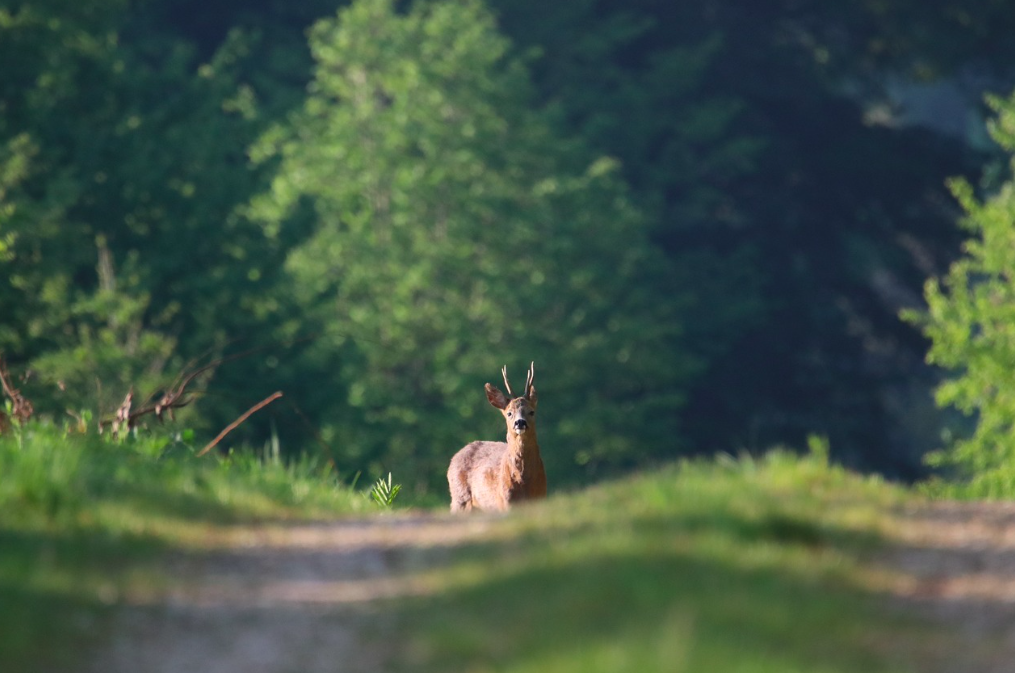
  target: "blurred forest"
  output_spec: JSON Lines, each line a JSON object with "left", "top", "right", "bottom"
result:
{"left": 2, "top": 0, "right": 1014, "bottom": 491}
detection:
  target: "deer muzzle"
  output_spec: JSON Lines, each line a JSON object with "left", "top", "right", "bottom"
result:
{"left": 512, "top": 418, "right": 528, "bottom": 433}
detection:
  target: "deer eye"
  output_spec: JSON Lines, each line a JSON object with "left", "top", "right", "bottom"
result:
{"left": 507, "top": 411, "right": 513, "bottom": 417}
{"left": 528, "top": 410, "right": 535, "bottom": 416}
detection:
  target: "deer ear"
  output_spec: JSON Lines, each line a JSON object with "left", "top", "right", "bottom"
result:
{"left": 526, "top": 384, "right": 537, "bottom": 408}
{"left": 485, "top": 383, "right": 509, "bottom": 409}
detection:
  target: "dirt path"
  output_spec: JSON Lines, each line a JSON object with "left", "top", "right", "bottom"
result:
{"left": 83, "top": 513, "right": 495, "bottom": 673}
{"left": 81, "top": 502, "right": 1015, "bottom": 672}
{"left": 882, "top": 501, "right": 1015, "bottom": 673}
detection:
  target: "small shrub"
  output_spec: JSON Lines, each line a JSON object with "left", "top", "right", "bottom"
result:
{"left": 370, "top": 472, "right": 402, "bottom": 509}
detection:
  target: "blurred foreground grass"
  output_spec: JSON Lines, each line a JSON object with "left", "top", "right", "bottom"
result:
{"left": 2, "top": 425, "right": 946, "bottom": 672}
{"left": 0, "top": 421, "right": 368, "bottom": 671}
{"left": 394, "top": 446, "right": 936, "bottom": 673}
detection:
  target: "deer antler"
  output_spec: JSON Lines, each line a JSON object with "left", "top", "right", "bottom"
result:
{"left": 524, "top": 361, "right": 535, "bottom": 399}
{"left": 501, "top": 365, "right": 514, "bottom": 397}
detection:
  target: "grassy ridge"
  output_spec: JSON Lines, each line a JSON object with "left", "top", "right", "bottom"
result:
{"left": 0, "top": 422, "right": 367, "bottom": 671}
{"left": 2, "top": 426, "right": 944, "bottom": 672}
{"left": 396, "top": 448, "right": 934, "bottom": 672}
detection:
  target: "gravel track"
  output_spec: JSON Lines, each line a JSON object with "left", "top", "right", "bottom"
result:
{"left": 83, "top": 513, "right": 494, "bottom": 673}
{"left": 883, "top": 502, "right": 1015, "bottom": 673}
{"left": 81, "top": 502, "right": 1015, "bottom": 673}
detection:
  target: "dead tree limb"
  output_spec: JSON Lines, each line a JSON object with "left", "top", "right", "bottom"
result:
{"left": 0, "top": 356, "right": 33, "bottom": 432}
{"left": 197, "top": 391, "right": 283, "bottom": 457}
{"left": 110, "top": 388, "right": 134, "bottom": 438}
{"left": 102, "top": 352, "right": 238, "bottom": 430}
{"left": 111, "top": 341, "right": 300, "bottom": 431}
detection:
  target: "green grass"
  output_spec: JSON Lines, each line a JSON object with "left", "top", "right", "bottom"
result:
{"left": 0, "top": 421, "right": 369, "bottom": 671}
{"left": 393, "top": 449, "right": 934, "bottom": 673}
{"left": 2, "top": 425, "right": 950, "bottom": 672}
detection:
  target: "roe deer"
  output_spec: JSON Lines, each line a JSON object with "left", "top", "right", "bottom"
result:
{"left": 447, "top": 362, "right": 546, "bottom": 512}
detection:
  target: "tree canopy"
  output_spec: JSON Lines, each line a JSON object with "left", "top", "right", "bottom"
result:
{"left": 1, "top": 0, "right": 1012, "bottom": 489}
{"left": 909, "top": 93, "right": 1015, "bottom": 494}
{"left": 248, "top": 0, "right": 695, "bottom": 483}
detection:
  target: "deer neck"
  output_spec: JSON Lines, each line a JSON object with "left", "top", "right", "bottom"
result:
{"left": 505, "top": 430, "right": 540, "bottom": 467}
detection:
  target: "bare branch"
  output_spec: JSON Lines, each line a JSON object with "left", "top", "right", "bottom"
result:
{"left": 197, "top": 391, "right": 284, "bottom": 457}
{"left": 121, "top": 341, "right": 297, "bottom": 428}
{"left": 111, "top": 387, "right": 134, "bottom": 438}
{"left": 104, "top": 354, "right": 228, "bottom": 430}
{"left": 0, "top": 355, "right": 33, "bottom": 428}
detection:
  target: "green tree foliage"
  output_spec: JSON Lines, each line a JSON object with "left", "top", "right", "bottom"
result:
{"left": 790, "top": 1, "right": 1015, "bottom": 80}
{"left": 909, "top": 92, "right": 1015, "bottom": 494}
{"left": 1, "top": 0, "right": 1012, "bottom": 491}
{"left": 0, "top": 0, "right": 177, "bottom": 410}
{"left": 249, "top": 0, "right": 696, "bottom": 485}
{"left": 0, "top": 0, "right": 311, "bottom": 417}
{"left": 488, "top": 0, "right": 980, "bottom": 475}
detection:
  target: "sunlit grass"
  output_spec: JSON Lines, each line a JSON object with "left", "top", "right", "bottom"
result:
{"left": 0, "top": 421, "right": 369, "bottom": 671}
{"left": 1, "top": 425, "right": 947, "bottom": 672}
{"left": 394, "top": 447, "right": 931, "bottom": 673}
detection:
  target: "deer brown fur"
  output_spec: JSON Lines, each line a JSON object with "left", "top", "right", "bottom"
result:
{"left": 448, "top": 363, "right": 546, "bottom": 512}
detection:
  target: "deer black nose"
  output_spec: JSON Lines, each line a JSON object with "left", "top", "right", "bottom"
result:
{"left": 513, "top": 418, "right": 528, "bottom": 431}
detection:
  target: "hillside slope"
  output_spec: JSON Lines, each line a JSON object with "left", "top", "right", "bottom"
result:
{"left": 3, "top": 429, "right": 1006, "bottom": 671}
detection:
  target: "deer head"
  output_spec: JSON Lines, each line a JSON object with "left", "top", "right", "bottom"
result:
{"left": 484, "top": 362, "right": 537, "bottom": 437}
